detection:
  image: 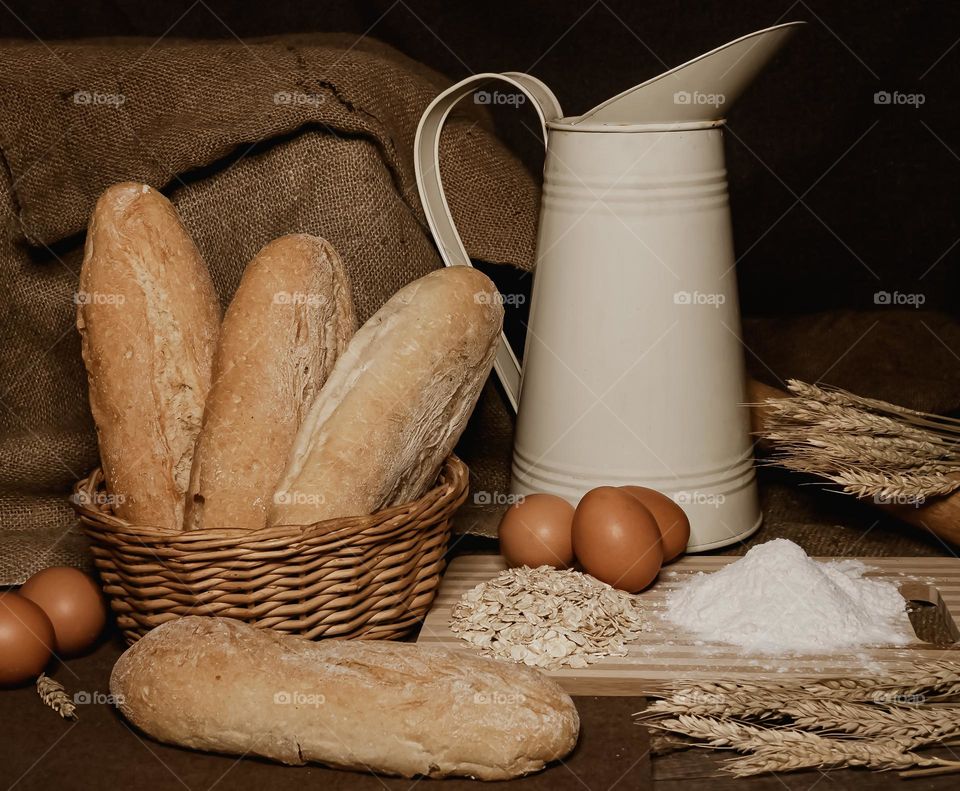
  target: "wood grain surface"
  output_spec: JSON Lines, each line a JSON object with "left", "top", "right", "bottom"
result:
{"left": 419, "top": 554, "right": 960, "bottom": 695}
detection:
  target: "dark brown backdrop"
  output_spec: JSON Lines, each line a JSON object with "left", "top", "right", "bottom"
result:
{"left": 2, "top": 2, "right": 959, "bottom": 573}
{"left": 0, "top": 0, "right": 956, "bottom": 317}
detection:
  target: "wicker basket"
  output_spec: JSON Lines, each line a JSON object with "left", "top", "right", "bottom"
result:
{"left": 70, "top": 455, "right": 469, "bottom": 644}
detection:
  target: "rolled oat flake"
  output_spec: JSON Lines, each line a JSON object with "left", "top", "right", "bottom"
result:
{"left": 450, "top": 565, "right": 646, "bottom": 670}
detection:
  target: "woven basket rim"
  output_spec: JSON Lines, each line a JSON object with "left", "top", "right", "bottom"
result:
{"left": 70, "top": 455, "right": 468, "bottom": 545}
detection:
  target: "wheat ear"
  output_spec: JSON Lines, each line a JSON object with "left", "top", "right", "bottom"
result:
{"left": 756, "top": 379, "right": 960, "bottom": 500}
{"left": 787, "top": 380, "right": 960, "bottom": 434}
{"left": 780, "top": 698, "right": 960, "bottom": 743}
{"left": 644, "top": 661, "right": 960, "bottom": 710}
{"left": 36, "top": 674, "right": 77, "bottom": 720}
{"left": 647, "top": 715, "right": 960, "bottom": 777}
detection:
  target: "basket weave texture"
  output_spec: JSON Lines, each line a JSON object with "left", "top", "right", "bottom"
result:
{"left": 70, "top": 456, "right": 468, "bottom": 644}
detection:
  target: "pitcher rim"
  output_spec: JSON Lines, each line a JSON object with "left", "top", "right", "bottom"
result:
{"left": 547, "top": 118, "right": 726, "bottom": 133}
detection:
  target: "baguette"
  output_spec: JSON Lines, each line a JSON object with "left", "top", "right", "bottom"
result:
{"left": 111, "top": 616, "right": 579, "bottom": 779}
{"left": 77, "top": 183, "right": 220, "bottom": 528}
{"left": 184, "top": 235, "right": 356, "bottom": 531}
{"left": 268, "top": 266, "right": 503, "bottom": 525}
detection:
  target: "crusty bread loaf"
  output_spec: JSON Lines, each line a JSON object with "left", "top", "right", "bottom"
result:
{"left": 77, "top": 183, "right": 220, "bottom": 528}
{"left": 184, "top": 235, "right": 356, "bottom": 531}
{"left": 111, "top": 616, "right": 578, "bottom": 779}
{"left": 268, "top": 266, "right": 503, "bottom": 525}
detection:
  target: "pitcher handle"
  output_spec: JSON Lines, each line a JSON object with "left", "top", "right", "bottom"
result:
{"left": 414, "top": 72, "right": 563, "bottom": 412}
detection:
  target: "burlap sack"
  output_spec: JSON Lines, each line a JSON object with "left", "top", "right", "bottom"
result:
{"left": 4, "top": 35, "right": 958, "bottom": 587}
{"left": 0, "top": 34, "right": 537, "bottom": 584}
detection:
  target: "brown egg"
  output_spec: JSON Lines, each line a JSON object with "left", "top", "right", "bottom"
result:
{"left": 20, "top": 567, "right": 107, "bottom": 656}
{"left": 572, "top": 486, "right": 663, "bottom": 592}
{"left": 620, "top": 485, "right": 691, "bottom": 562}
{"left": 498, "top": 493, "right": 576, "bottom": 569}
{"left": 0, "top": 592, "right": 55, "bottom": 686}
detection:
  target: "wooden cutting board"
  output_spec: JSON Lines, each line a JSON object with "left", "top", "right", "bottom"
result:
{"left": 417, "top": 554, "right": 960, "bottom": 695}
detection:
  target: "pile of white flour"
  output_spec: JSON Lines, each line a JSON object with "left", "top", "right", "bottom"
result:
{"left": 664, "top": 539, "right": 912, "bottom": 653}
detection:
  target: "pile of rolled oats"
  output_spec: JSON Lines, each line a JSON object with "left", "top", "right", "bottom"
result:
{"left": 449, "top": 565, "right": 646, "bottom": 669}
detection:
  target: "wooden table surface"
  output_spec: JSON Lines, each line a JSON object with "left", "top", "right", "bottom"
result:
{"left": 2, "top": 626, "right": 959, "bottom": 790}
{"left": 0, "top": 629, "right": 651, "bottom": 791}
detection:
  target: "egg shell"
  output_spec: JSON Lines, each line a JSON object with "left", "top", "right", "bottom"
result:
{"left": 620, "top": 485, "right": 691, "bottom": 562}
{"left": 0, "top": 592, "right": 55, "bottom": 686}
{"left": 20, "top": 567, "right": 107, "bottom": 657}
{"left": 498, "top": 493, "right": 575, "bottom": 569}
{"left": 572, "top": 486, "right": 663, "bottom": 593}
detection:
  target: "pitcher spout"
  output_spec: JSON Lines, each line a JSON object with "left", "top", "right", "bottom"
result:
{"left": 575, "top": 22, "right": 804, "bottom": 126}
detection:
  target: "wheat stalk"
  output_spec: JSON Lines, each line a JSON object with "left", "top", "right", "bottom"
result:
{"left": 637, "top": 663, "right": 960, "bottom": 778}
{"left": 788, "top": 380, "right": 960, "bottom": 434}
{"left": 804, "top": 662, "right": 960, "bottom": 700}
{"left": 834, "top": 469, "right": 958, "bottom": 500}
{"left": 641, "top": 696, "right": 960, "bottom": 744}
{"left": 760, "top": 396, "right": 940, "bottom": 440}
{"left": 724, "top": 745, "right": 956, "bottom": 778}
{"left": 639, "top": 687, "right": 795, "bottom": 720}
{"left": 801, "top": 465, "right": 958, "bottom": 501}
{"left": 643, "top": 661, "right": 960, "bottom": 710}
{"left": 756, "top": 379, "right": 960, "bottom": 500}
{"left": 36, "top": 673, "right": 77, "bottom": 720}
{"left": 781, "top": 698, "right": 960, "bottom": 743}
{"left": 779, "top": 432, "right": 960, "bottom": 466}
{"left": 646, "top": 715, "right": 960, "bottom": 776}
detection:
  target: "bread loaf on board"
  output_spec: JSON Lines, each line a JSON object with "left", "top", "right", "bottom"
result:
{"left": 111, "top": 616, "right": 579, "bottom": 779}
{"left": 77, "top": 183, "right": 220, "bottom": 528}
{"left": 184, "top": 235, "right": 356, "bottom": 531}
{"left": 268, "top": 266, "right": 503, "bottom": 525}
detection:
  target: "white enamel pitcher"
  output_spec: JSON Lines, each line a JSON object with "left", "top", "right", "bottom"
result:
{"left": 414, "top": 23, "right": 802, "bottom": 551}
